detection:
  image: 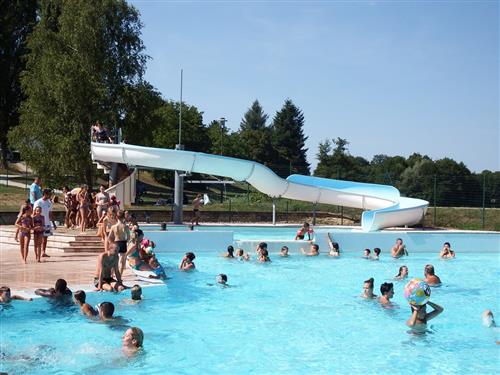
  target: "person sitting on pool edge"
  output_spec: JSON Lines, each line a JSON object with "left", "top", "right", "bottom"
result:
{"left": 439, "top": 242, "right": 456, "bottom": 259}
{"left": 302, "top": 243, "right": 319, "bottom": 256}
{"left": 372, "top": 248, "right": 381, "bottom": 260}
{"left": 424, "top": 264, "right": 442, "bottom": 286}
{"left": 74, "top": 290, "right": 97, "bottom": 317}
{"left": 379, "top": 282, "right": 394, "bottom": 305}
{"left": 35, "top": 278, "right": 72, "bottom": 300}
{"left": 179, "top": 252, "right": 196, "bottom": 271}
{"left": 391, "top": 238, "right": 408, "bottom": 258}
{"left": 362, "top": 278, "right": 377, "bottom": 299}
{"left": 407, "top": 301, "right": 444, "bottom": 327}
{"left": 122, "top": 327, "right": 144, "bottom": 356}
{"left": 0, "top": 286, "right": 32, "bottom": 303}
{"left": 235, "top": 248, "right": 250, "bottom": 261}
{"left": 258, "top": 249, "right": 271, "bottom": 263}
{"left": 223, "top": 245, "right": 235, "bottom": 258}
{"left": 95, "top": 242, "right": 125, "bottom": 292}
{"left": 295, "top": 222, "right": 313, "bottom": 241}
{"left": 363, "top": 249, "right": 371, "bottom": 259}
{"left": 394, "top": 265, "right": 409, "bottom": 280}
{"left": 280, "top": 246, "right": 289, "bottom": 257}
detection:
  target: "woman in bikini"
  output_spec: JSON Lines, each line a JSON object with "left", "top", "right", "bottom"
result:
{"left": 95, "top": 185, "right": 110, "bottom": 219}
{"left": 102, "top": 207, "right": 118, "bottom": 246}
{"left": 32, "top": 206, "right": 45, "bottom": 263}
{"left": 77, "top": 185, "right": 90, "bottom": 233}
{"left": 15, "top": 206, "right": 33, "bottom": 263}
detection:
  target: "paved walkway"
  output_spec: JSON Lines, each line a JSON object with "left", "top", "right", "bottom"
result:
{"left": 0, "top": 226, "right": 150, "bottom": 296}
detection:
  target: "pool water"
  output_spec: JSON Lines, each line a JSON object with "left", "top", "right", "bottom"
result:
{"left": 1, "top": 251, "right": 499, "bottom": 374}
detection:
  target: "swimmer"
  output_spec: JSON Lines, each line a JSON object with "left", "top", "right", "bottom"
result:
{"left": 280, "top": 246, "right": 289, "bottom": 257}
{"left": 224, "top": 245, "right": 235, "bottom": 258}
{"left": 302, "top": 243, "right": 319, "bottom": 256}
{"left": 372, "top": 248, "right": 381, "bottom": 260}
{"left": 0, "top": 286, "right": 32, "bottom": 303}
{"left": 98, "top": 301, "right": 116, "bottom": 321}
{"left": 73, "top": 290, "right": 97, "bottom": 317}
{"left": 362, "top": 278, "right": 377, "bottom": 299}
{"left": 379, "top": 282, "right": 394, "bottom": 305}
{"left": 131, "top": 285, "right": 142, "bottom": 301}
{"left": 122, "top": 327, "right": 144, "bottom": 356}
{"left": 217, "top": 274, "right": 228, "bottom": 285}
{"left": 148, "top": 257, "right": 166, "bottom": 279}
{"left": 439, "top": 242, "right": 456, "bottom": 259}
{"left": 256, "top": 242, "right": 267, "bottom": 256}
{"left": 394, "top": 265, "right": 409, "bottom": 280}
{"left": 391, "top": 238, "right": 408, "bottom": 258}
{"left": 327, "top": 235, "right": 340, "bottom": 257}
{"left": 179, "top": 252, "right": 196, "bottom": 271}
{"left": 424, "top": 264, "right": 441, "bottom": 286}
{"left": 258, "top": 249, "right": 271, "bottom": 263}
{"left": 235, "top": 248, "right": 250, "bottom": 261}
{"left": 35, "top": 278, "right": 72, "bottom": 299}
{"left": 363, "top": 249, "right": 371, "bottom": 259}
{"left": 482, "top": 310, "right": 496, "bottom": 327}
{"left": 407, "top": 301, "right": 444, "bottom": 327}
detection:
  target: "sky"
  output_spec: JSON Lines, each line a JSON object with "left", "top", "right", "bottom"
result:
{"left": 130, "top": 0, "right": 499, "bottom": 173}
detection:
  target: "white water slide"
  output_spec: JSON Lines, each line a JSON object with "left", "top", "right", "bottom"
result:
{"left": 91, "top": 142, "right": 428, "bottom": 231}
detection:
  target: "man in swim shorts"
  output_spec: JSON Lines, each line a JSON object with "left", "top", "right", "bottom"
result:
{"left": 95, "top": 243, "right": 125, "bottom": 292}
{"left": 424, "top": 264, "right": 442, "bottom": 286}
{"left": 108, "top": 210, "right": 130, "bottom": 276}
{"left": 391, "top": 238, "right": 408, "bottom": 258}
{"left": 191, "top": 194, "right": 203, "bottom": 226}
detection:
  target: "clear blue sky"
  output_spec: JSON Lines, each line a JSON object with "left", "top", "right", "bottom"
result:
{"left": 131, "top": 0, "right": 499, "bottom": 173}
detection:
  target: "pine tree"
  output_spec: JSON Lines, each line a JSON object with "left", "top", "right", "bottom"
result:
{"left": 270, "top": 99, "right": 310, "bottom": 177}
{"left": 238, "top": 100, "right": 272, "bottom": 164}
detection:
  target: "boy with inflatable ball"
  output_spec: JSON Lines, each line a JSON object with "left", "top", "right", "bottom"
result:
{"left": 405, "top": 278, "right": 444, "bottom": 327}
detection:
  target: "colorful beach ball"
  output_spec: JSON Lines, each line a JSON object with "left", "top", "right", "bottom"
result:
{"left": 404, "top": 278, "right": 431, "bottom": 306}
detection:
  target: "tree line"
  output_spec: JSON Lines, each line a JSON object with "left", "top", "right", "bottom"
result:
{"left": 0, "top": 0, "right": 497, "bottom": 208}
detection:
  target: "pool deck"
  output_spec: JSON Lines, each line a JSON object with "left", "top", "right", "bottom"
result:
{"left": 0, "top": 226, "right": 150, "bottom": 297}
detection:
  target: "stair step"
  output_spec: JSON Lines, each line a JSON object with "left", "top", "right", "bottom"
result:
{"left": 62, "top": 246, "right": 103, "bottom": 253}
{"left": 69, "top": 241, "right": 103, "bottom": 247}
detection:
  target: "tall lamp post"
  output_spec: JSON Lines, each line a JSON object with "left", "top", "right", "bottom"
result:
{"left": 174, "top": 69, "right": 184, "bottom": 224}
{"left": 219, "top": 117, "right": 226, "bottom": 155}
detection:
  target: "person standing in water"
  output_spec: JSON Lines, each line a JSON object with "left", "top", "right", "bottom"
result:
{"left": 108, "top": 210, "right": 130, "bottom": 276}
{"left": 391, "top": 238, "right": 408, "bottom": 258}
{"left": 362, "top": 278, "right": 377, "bottom": 299}
{"left": 407, "top": 301, "right": 444, "bottom": 327}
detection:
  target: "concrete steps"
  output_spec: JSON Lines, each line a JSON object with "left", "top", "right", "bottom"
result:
{"left": 0, "top": 226, "right": 104, "bottom": 253}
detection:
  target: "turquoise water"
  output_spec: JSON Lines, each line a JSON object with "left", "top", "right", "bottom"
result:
{"left": 2, "top": 250, "right": 499, "bottom": 374}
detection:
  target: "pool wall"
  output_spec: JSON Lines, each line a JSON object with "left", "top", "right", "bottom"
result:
{"left": 146, "top": 230, "right": 234, "bottom": 252}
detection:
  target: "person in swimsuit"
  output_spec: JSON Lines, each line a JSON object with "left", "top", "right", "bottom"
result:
{"left": 295, "top": 222, "right": 313, "bottom": 241}
{"left": 77, "top": 185, "right": 90, "bottom": 233}
{"left": 280, "top": 246, "right": 289, "bottom": 257}
{"left": 363, "top": 249, "right": 371, "bottom": 259}
{"left": 32, "top": 206, "right": 45, "bottom": 263}
{"left": 108, "top": 210, "right": 131, "bottom": 275}
{"left": 95, "top": 185, "right": 110, "bottom": 219}
{"left": 394, "top": 265, "right": 409, "bottom": 280}
{"left": 95, "top": 242, "right": 125, "bottom": 292}
{"left": 407, "top": 301, "right": 444, "bottom": 327}
{"left": 235, "top": 248, "right": 250, "bottom": 261}
{"left": 223, "top": 245, "right": 235, "bottom": 258}
{"left": 379, "top": 282, "right": 394, "bottom": 305}
{"left": 391, "top": 238, "right": 408, "bottom": 258}
{"left": 35, "top": 279, "right": 72, "bottom": 300}
{"left": 191, "top": 194, "right": 203, "bottom": 226}
{"left": 258, "top": 249, "right": 271, "bottom": 263}
{"left": 15, "top": 206, "right": 33, "bottom": 263}
{"left": 73, "top": 290, "right": 97, "bottom": 317}
{"left": 362, "top": 278, "right": 377, "bottom": 299}
{"left": 179, "top": 252, "right": 196, "bottom": 271}
{"left": 302, "top": 243, "right": 320, "bottom": 256}
{"left": 327, "top": 234, "right": 340, "bottom": 257}
{"left": 126, "top": 229, "right": 153, "bottom": 272}
{"left": 424, "top": 264, "right": 442, "bottom": 286}
{"left": 439, "top": 242, "right": 456, "bottom": 259}
{"left": 255, "top": 242, "right": 267, "bottom": 257}
{"left": 92, "top": 121, "right": 113, "bottom": 143}
{"left": 372, "top": 248, "right": 381, "bottom": 260}
{"left": 122, "top": 327, "right": 144, "bottom": 356}
{"left": 0, "top": 286, "right": 32, "bottom": 303}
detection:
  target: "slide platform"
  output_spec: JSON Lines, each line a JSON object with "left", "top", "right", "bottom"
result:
{"left": 91, "top": 142, "right": 428, "bottom": 231}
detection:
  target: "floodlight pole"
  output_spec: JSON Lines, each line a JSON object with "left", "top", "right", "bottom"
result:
{"left": 272, "top": 198, "right": 276, "bottom": 225}
{"left": 174, "top": 69, "right": 184, "bottom": 224}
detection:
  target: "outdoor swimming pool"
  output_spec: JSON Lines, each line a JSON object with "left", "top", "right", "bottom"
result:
{"left": 2, "top": 247, "right": 499, "bottom": 374}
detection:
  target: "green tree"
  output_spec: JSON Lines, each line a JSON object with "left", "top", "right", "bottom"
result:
{"left": 238, "top": 100, "right": 272, "bottom": 163}
{"left": 0, "top": 0, "right": 37, "bottom": 167}
{"left": 270, "top": 99, "right": 310, "bottom": 176}
{"left": 9, "top": 0, "right": 147, "bottom": 186}
{"left": 369, "top": 154, "right": 408, "bottom": 185}
{"left": 206, "top": 119, "right": 241, "bottom": 157}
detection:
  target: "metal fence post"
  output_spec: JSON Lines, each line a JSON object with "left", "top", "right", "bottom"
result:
{"left": 286, "top": 200, "right": 289, "bottom": 223}
{"left": 229, "top": 198, "right": 232, "bottom": 223}
{"left": 312, "top": 202, "right": 317, "bottom": 226}
{"left": 481, "top": 174, "right": 486, "bottom": 229}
